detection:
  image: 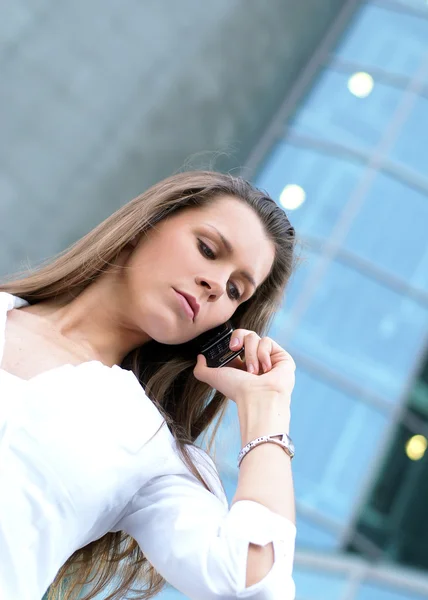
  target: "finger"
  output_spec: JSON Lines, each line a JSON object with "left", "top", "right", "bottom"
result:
{"left": 284, "top": 350, "right": 297, "bottom": 371}
{"left": 226, "top": 353, "right": 246, "bottom": 370}
{"left": 193, "top": 353, "right": 217, "bottom": 386}
{"left": 229, "top": 334, "right": 243, "bottom": 351}
{"left": 257, "top": 336, "right": 273, "bottom": 373}
{"left": 266, "top": 338, "right": 295, "bottom": 367}
{"left": 193, "top": 353, "right": 208, "bottom": 375}
{"left": 229, "top": 327, "right": 258, "bottom": 348}
{"left": 197, "top": 352, "right": 207, "bottom": 366}
{"left": 242, "top": 332, "right": 261, "bottom": 374}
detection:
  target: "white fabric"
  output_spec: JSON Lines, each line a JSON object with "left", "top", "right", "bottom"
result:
{"left": 0, "top": 292, "right": 296, "bottom": 600}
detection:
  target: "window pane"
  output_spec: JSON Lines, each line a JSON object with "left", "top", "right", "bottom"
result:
{"left": 156, "top": 586, "right": 187, "bottom": 600}
{"left": 293, "top": 565, "right": 348, "bottom": 600}
{"left": 388, "top": 93, "right": 428, "bottom": 176}
{"left": 288, "top": 369, "right": 388, "bottom": 521}
{"left": 348, "top": 381, "right": 428, "bottom": 572}
{"left": 255, "top": 141, "right": 363, "bottom": 241}
{"left": 336, "top": 4, "right": 428, "bottom": 78}
{"left": 397, "top": 0, "right": 428, "bottom": 9}
{"left": 203, "top": 401, "right": 241, "bottom": 502}
{"left": 291, "top": 69, "right": 402, "bottom": 151}
{"left": 256, "top": 142, "right": 428, "bottom": 292}
{"left": 343, "top": 170, "right": 428, "bottom": 291}
{"left": 277, "top": 259, "right": 428, "bottom": 401}
{"left": 260, "top": 141, "right": 428, "bottom": 293}
{"left": 356, "top": 581, "right": 427, "bottom": 600}
{"left": 296, "top": 513, "right": 340, "bottom": 551}
{"left": 283, "top": 262, "right": 428, "bottom": 402}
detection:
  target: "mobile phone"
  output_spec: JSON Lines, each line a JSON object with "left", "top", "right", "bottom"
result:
{"left": 197, "top": 321, "right": 245, "bottom": 368}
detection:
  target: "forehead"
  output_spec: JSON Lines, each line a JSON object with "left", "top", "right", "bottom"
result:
{"left": 186, "top": 195, "right": 276, "bottom": 285}
{"left": 193, "top": 195, "right": 265, "bottom": 232}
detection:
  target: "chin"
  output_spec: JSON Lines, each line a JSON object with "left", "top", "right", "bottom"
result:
{"left": 142, "top": 316, "right": 195, "bottom": 347}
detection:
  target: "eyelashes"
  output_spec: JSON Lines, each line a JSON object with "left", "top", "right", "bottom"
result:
{"left": 198, "top": 239, "right": 216, "bottom": 260}
{"left": 197, "top": 239, "right": 242, "bottom": 301}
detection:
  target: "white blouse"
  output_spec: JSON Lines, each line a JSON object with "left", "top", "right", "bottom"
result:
{"left": 0, "top": 292, "right": 296, "bottom": 600}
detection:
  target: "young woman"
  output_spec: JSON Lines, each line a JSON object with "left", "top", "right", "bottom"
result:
{"left": 0, "top": 171, "right": 298, "bottom": 600}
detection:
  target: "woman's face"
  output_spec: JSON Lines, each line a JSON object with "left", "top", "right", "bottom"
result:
{"left": 122, "top": 195, "right": 276, "bottom": 345}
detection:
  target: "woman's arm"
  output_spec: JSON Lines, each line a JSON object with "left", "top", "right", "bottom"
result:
{"left": 192, "top": 329, "right": 297, "bottom": 595}
{"left": 111, "top": 425, "right": 296, "bottom": 600}
{"left": 232, "top": 391, "right": 294, "bottom": 587}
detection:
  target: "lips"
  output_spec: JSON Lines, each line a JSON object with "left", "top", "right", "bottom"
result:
{"left": 173, "top": 289, "right": 200, "bottom": 320}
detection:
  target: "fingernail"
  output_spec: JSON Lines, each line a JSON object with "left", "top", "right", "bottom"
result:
{"left": 262, "top": 363, "right": 268, "bottom": 373}
{"left": 230, "top": 337, "right": 239, "bottom": 348}
{"left": 248, "top": 363, "right": 255, "bottom": 374}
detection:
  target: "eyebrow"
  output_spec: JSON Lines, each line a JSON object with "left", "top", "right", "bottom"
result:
{"left": 204, "top": 224, "right": 257, "bottom": 290}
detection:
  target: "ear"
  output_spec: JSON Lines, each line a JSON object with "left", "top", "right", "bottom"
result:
{"left": 128, "top": 235, "right": 139, "bottom": 249}
{"left": 114, "top": 236, "right": 139, "bottom": 267}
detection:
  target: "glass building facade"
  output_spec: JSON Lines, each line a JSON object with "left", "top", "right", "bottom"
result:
{"left": 243, "top": 0, "right": 428, "bottom": 598}
{"left": 164, "top": 1, "right": 428, "bottom": 599}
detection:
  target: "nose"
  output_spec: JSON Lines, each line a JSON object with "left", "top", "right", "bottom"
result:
{"left": 196, "top": 275, "right": 227, "bottom": 300}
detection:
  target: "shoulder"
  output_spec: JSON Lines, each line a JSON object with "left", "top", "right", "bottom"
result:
{"left": 79, "top": 362, "right": 166, "bottom": 428}
{"left": 106, "top": 365, "right": 156, "bottom": 411}
{"left": 101, "top": 371, "right": 225, "bottom": 495}
{"left": 82, "top": 361, "right": 146, "bottom": 395}
{"left": 82, "top": 365, "right": 225, "bottom": 500}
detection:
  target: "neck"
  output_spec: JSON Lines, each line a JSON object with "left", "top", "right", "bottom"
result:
{"left": 24, "top": 271, "right": 151, "bottom": 366}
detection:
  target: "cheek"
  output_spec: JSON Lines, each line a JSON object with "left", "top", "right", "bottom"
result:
{"left": 128, "top": 243, "right": 170, "bottom": 275}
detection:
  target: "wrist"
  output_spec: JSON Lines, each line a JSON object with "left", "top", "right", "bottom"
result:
{"left": 235, "top": 391, "right": 291, "bottom": 446}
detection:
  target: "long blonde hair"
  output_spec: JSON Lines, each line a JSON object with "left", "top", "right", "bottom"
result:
{"left": 1, "top": 171, "right": 297, "bottom": 600}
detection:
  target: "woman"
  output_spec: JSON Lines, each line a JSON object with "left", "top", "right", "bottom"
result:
{"left": 0, "top": 170, "right": 298, "bottom": 600}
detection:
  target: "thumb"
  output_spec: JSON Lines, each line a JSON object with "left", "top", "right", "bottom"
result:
{"left": 193, "top": 353, "right": 207, "bottom": 376}
{"left": 197, "top": 353, "right": 207, "bottom": 366}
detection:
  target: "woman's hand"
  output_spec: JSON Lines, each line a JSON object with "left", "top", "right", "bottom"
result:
{"left": 193, "top": 329, "right": 296, "bottom": 404}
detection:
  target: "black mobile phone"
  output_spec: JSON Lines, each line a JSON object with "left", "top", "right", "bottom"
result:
{"left": 197, "top": 321, "right": 245, "bottom": 368}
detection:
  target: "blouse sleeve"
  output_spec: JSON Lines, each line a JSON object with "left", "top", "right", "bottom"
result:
{"left": 111, "top": 439, "right": 296, "bottom": 600}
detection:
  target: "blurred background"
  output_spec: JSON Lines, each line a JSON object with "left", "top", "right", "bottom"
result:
{"left": 2, "top": 0, "right": 428, "bottom": 599}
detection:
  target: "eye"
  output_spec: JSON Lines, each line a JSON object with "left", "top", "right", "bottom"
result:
{"left": 198, "top": 239, "right": 216, "bottom": 260}
{"left": 228, "top": 282, "right": 242, "bottom": 301}
{"left": 197, "top": 239, "right": 242, "bottom": 301}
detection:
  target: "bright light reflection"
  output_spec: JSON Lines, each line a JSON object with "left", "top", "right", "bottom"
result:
{"left": 405, "top": 434, "right": 428, "bottom": 461}
{"left": 279, "top": 184, "right": 306, "bottom": 210}
{"left": 347, "top": 72, "right": 374, "bottom": 98}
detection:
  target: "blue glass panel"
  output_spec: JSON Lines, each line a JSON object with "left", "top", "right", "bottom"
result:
{"left": 256, "top": 141, "right": 428, "bottom": 292}
{"left": 398, "top": 0, "right": 428, "bottom": 10}
{"left": 291, "top": 69, "right": 402, "bottom": 151}
{"left": 296, "top": 513, "right": 339, "bottom": 551}
{"left": 268, "top": 249, "right": 319, "bottom": 344}
{"left": 293, "top": 565, "right": 348, "bottom": 600}
{"left": 342, "top": 171, "right": 428, "bottom": 291}
{"left": 388, "top": 93, "right": 428, "bottom": 176}
{"left": 220, "top": 470, "right": 238, "bottom": 504}
{"left": 277, "top": 258, "right": 428, "bottom": 401}
{"left": 356, "top": 581, "right": 428, "bottom": 600}
{"left": 212, "top": 401, "right": 241, "bottom": 463}
{"left": 156, "top": 585, "right": 187, "bottom": 600}
{"left": 197, "top": 401, "right": 241, "bottom": 503}
{"left": 336, "top": 4, "right": 428, "bottom": 78}
{"left": 255, "top": 141, "right": 363, "bottom": 241}
{"left": 287, "top": 368, "right": 388, "bottom": 521}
